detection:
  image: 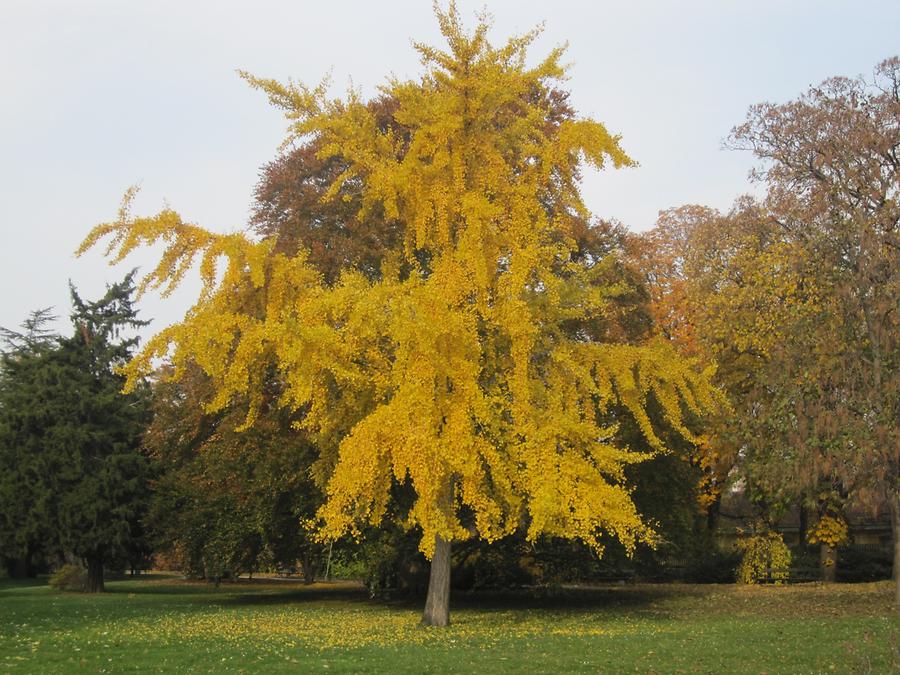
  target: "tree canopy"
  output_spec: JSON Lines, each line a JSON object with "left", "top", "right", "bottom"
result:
{"left": 79, "top": 4, "right": 722, "bottom": 622}
{"left": 634, "top": 56, "right": 899, "bottom": 593}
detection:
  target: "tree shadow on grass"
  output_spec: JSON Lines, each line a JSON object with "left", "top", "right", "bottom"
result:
{"left": 221, "top": 581, "right": 373, "bottom": 607}
{"left": 103, "top": 575, "right": 715, "bottom": 622}
{"left": 375, "top": 583, "right": 728, "bottom": 624}
{"left": 223, "top": 581, "right": 710, "bottom": 620}
{"left": 109, "top": 577, "right": 372, "bottom": 606}
{"left": 105, "top": 579, "right": 230, "bottom": 596}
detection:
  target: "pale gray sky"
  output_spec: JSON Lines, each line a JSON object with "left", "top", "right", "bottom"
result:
{"left": 1, "top": 0, "right": 897, "bottom": 337}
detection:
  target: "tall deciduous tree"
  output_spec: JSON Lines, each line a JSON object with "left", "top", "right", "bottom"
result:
{"left": 683, "top": 201, "right": 837, "bottom": 530}
{"left": 79, "top": 5, "right": 721, "bottom": 624}
{"left": 144, "top": 97, "right": 408, "bottom": 581}
{"left": 728, "top": 58, "right": 899, "bottom": 599}
{"left": 630, "top": 206, "right": 716, "bottom": 358}
{"left": 641, "top": 198, "right": 866, "bottom": 578}
{"left": 630, "top": 206, "right": 741, "bottom": 525}
{"left": 250, "top": 96, "right": 405, "bottom": 285}
{"left": 637, "top": 57, "right": 898, "bottom": 592}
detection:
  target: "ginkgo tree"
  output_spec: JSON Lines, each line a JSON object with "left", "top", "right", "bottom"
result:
{"left": 79, "top": 4, "right": 721, "bottom": 625}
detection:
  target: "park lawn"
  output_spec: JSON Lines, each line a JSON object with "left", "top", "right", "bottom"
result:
{"left": 0, "top": 576, "right": 895, "bottom": 673}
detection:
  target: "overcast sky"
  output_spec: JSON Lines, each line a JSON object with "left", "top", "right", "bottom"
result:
{"left": 2, "top": 0, "right": 898, "bottom": 338}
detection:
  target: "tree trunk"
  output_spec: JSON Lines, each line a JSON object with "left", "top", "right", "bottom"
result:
{"left": 324, "top": 541, "right": 334, "bottom": 582}
{"left": 11, "top": 557, "right": 28, "bottom": 579}
{"left": 891, "top": 493, "right": 900, "bottom": 606}
{"left": 25, "top": 542, "right": 37, "bottom": 578}
{"left": 86, "top": 557, "right": 105, "bottom": 593}
{"left": 798, "top": 503, "right": 809, "bottom": 552}
{"left": 421, "top": 535, "right": 452, "bottom": 627}
{"left": 302, "top": 549, "right": 316, "bottom": 585}
{"left": 820, "top": 543, "right": 837, "bottom": 583}
{"left": 706, "top": 492, "right": 721, "bottom": 534}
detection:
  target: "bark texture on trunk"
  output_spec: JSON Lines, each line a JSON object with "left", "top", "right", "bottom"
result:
{"left": 324, "top": 541, "right": 334, "bottom": 582}
{"left": 820, "top": 543, "right": 837, "bottom": 583}
{"left": 890, "top": 493, "right": 900, "bottom": 606}
{"left": 86, "top": 557, "right": 105, "bottom": 593}
{"left": 421, "top": 535, "right": 452, "bottom": 627}
{"left": 302, "top": 550, "right": 316, "bottom": 585}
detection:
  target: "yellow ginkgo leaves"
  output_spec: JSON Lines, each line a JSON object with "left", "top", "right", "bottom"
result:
{"left": 79, "top": 4, "right": 721, "bottom": 561}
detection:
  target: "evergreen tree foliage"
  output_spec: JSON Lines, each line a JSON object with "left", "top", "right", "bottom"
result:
{"left": 0, "top": 275, "right": 154, "bottom": 591}
{"left": 0, "top": 309, "right": 61, "bottom": 577}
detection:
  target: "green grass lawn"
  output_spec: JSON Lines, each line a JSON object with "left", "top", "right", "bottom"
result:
{"left": 0, "top": 575, "right": 896, "bottom": 673}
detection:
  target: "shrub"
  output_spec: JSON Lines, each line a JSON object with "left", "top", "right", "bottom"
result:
{"left": 453, "top": 537, "right": 535, "bottom": 590}
{"left": 683, "top": 548, "right": 743, "bottom": 583}
{"left": 837, "top": 545, "right": 893, "bottom": 583}
{"left": 736, "top": 531, "right": 791, "bottom": 584}
{"left": 334, "top": 525, "right": 428, "bottom": 597}
{"left": 49, "top": 563, "right": 88, "bottom": 592}
{"left": 788, "top": 547, "right": 821, "bottom": 582}
{"left": 808, "top": 515, "right": 849, "bottom": 548}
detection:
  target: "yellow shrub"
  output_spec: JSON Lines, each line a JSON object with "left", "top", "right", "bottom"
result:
{"left": 807, "top": 515, "right": 848, "bottom": 549}
{"left": 736, "top": 531, "right": 791, "bottom": 585}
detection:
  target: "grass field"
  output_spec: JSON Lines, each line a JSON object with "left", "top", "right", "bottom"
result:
{"left": 1, "top": 575, "right": 896, "bottom": 673}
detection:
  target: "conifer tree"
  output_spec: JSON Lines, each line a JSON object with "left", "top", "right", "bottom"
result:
{"left": 0, "top": 310, "right": 61, "bottom": 577}
{"left": 53, "top": 274, "right": 154, "bottom": 591}
{"left": 0, "top": 276, "right": 154, "bottom": 591}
